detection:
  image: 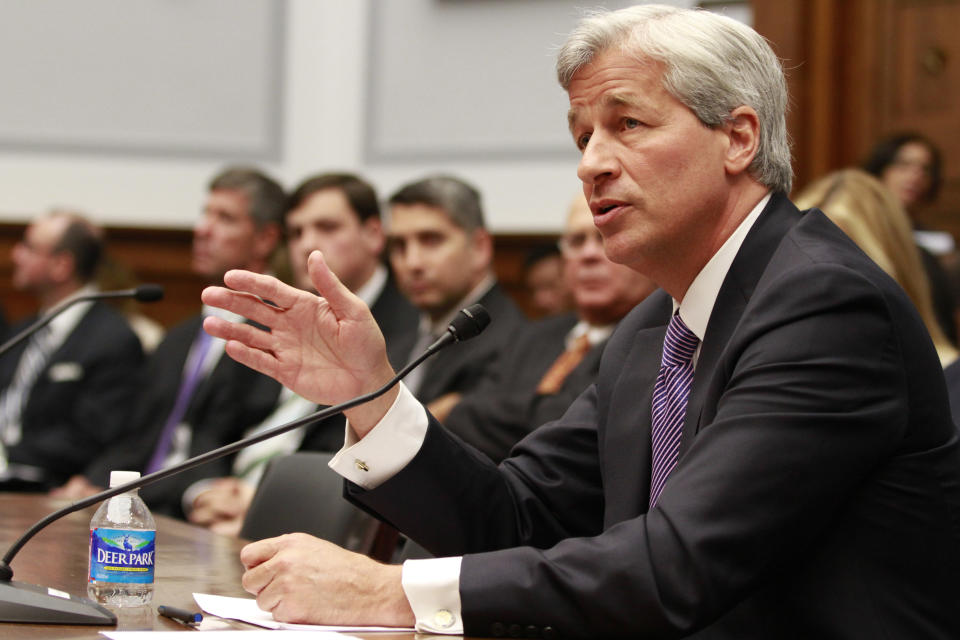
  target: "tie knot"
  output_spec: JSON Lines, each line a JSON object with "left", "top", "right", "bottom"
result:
{"left": 661, "top": 313, "right": 699, "bottom": 367}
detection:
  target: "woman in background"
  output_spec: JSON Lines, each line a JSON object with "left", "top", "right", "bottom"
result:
{"left": 795, "top": 168, "right": 957, "bottom": 367}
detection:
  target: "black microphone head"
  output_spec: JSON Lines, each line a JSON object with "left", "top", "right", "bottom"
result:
{"left": 447, "top": 304, "right": 491, "bottom": 342}
{"left": 133, "top": 284, "right": 164, "bottom": 302}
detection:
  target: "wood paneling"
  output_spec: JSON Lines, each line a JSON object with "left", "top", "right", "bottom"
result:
{"left": 754, "top": 0, "right": 960, "bottom": 238}
{"left": 1, "top": 221, "right": 556, "bottom": 328}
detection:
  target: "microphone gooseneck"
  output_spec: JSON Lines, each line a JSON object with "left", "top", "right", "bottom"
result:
{"left": 0, "top": 304, "right": 489, "bottom": 586}
{"left": 0, "top": 285, "right": 165, "bottom": 358}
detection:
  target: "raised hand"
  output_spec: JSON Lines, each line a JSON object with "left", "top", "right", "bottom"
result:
{"left": 201, "top": 251, "right": 398, "bottom": 435}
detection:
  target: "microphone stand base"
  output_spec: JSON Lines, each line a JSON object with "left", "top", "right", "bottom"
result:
{"left": 0, "top": 580, "right": 117, "bottom": 625}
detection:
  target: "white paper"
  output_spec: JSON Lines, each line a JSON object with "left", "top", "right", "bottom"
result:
{"left": 102, "top": 632, "right": 355, "bottom": 639}
{"left": 194, "top": 592, "right": 415, "bottom": 633}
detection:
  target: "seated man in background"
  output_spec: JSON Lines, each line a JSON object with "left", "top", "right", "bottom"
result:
{"left": 386, "top": 175, "right": 526, "bottom": 421}
{"left": 185, "top": 172, "right": 419, "bottom": 535}
{"left": 443, "top": 194, "right": 656, "bottom": 463}
{"left": 52, "top": 167, "right": 286, "bottom": 516}
{"left": 0, "top": 210, "right": 144, "bottom": 489}
{"left": 521, "top": 242, "right": 572, "bottom": 317}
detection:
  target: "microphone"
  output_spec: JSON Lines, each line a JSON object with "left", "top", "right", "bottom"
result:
{"left": 0, "top": 285, "right": 165, "bottom": 358}
{"left": 0, "top": 304, "right": 490, "bottom": 625}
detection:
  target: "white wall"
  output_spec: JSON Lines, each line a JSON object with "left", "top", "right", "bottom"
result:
{"left": 0, "top": 0, "right": 746, "bottom": 234}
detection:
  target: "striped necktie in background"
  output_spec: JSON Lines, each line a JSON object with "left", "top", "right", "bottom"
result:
{"left": 0, "top": 325, "right": 58, "bottom": 447}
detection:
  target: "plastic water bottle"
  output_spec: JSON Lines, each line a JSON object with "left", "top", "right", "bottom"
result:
{"left": 88, "top": 470, "right": 157, "bottom": 606}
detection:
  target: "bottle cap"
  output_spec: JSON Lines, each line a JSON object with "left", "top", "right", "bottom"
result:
{"left": 109, "top": 470, "right": 141, "bottom": 488}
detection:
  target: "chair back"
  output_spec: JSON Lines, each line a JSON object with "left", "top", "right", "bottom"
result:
{"left": 239, "top": 452, "right": 377, "bottom": 552}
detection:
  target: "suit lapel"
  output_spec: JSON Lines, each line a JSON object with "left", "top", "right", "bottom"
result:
{"left": 680, "top": 193, "right": 802, "bottom": 451}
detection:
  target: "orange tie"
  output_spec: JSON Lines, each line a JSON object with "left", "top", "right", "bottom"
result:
{"left": 536, "top": 334, "right": 592, "bottom": 395}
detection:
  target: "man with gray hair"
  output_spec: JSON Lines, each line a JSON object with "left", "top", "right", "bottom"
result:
{"left": 203, "top": 5, "right": 960, "bottom": 638}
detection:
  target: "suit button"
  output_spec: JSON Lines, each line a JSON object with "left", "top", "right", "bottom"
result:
{"left": 525, "top": 624, "right": 540, "bottom": 637}
{"left": 491, "top": 622, "right": 506, "bottom": 637}
{"left": 508, "top": 623, "right": 523, "bottom": 637}
{"left": 542, "top": 626, "right": 558, "bottom": 640}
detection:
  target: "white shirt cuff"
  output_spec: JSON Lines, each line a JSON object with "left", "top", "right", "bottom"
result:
{"left": 328, "top": 383, "right": 428, "bottom": 489}
{"left": 402, "top": 556, "right": 464, "bottom": 634}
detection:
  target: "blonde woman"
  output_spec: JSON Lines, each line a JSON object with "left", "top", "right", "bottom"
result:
{"left": 795, "top": 168, "right": 957, "bottom": 367}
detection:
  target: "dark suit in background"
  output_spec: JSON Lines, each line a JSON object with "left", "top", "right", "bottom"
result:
{"left": 84, "top": 313, "right": 280, "bottom": 517}
{"left": 0, "top": 302, "right": 144, "bottom": 487}
{"left": 349, "top": 195, "right": 960, "bottom": 638}
{"left": 412, "top": 283, "right": 525, "bottom": 405}
{"left": 443, "top": 312, "right": 607, "bottom": 463}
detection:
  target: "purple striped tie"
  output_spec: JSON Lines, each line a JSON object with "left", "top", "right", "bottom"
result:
{"left": 649, "top": 313, "right": 699, "bottom": 508}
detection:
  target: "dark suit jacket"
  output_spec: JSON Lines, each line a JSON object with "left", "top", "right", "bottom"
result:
{"left": 0, "top": 302, "right": 144, "bottom": 487}
{"left": 350, "top": 194, "right": 960, "bottom": 639}
{"left": 412, "top": 282, "right": 526, "bottom": 404}
{"left": 85, "top": 314, "right": 281, "bottom": 516}
{"left": 443, "top": 312, "right": 607, "bottom": 462}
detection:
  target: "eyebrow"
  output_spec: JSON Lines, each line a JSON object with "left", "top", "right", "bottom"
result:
{"left": 568, "top": 92, "right": 645, "bottom": 132}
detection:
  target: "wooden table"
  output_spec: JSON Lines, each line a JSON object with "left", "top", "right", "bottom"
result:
{"left": 0, "top": 494, "right": 439, "bottom": 639}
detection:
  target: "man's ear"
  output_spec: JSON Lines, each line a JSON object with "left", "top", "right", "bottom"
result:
{"left": 361, "top": 217, "right": 386, "bottom": 257}
{"left": 253, "top": 223, "right": 282, "bottom": 261}
{"left": 723, "top": 106, "right": 760, "bottom": 176}
{"left": 48, "top": 251, "right": 76, "bottom": 285}
{"left": 470, "top": 228, "right": 493, "bottom": 270}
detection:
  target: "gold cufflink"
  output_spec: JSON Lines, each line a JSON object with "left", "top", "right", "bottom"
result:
{"left": 354, "top": 459, "right": 369, "bottom": 472}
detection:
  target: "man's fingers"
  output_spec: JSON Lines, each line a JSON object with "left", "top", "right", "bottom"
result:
{"left": 223, "top": 340, "right": 281, "bottom": 381}
{"left": 220, "top": 269, "right": 305, "bottom": 310}
{"left": 203, "top": 317, "right": 275, "bottom": 352}
{"left": 307, "top": 251, "right": 365, "bottom": 321}
{"left": 240, "top": 537, "right": 286, "bottom": 568}
{"left": 201, "top": 288, "right": 286, "bottom": 329}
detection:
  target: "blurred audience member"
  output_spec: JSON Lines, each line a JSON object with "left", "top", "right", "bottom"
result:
{"left": 0, "top": 210, "right": 144, "bottom": 489}
{"left": 443, "top": 194, "right": 657, "bottom": 462}
{"left": 795, "top": 169, "right": 957, "bottom": 366}
{"left": 522, "top": 243, "right": 573, "bottom": 318}
{"left": 864, "top": 132, "right": 956, "bottom": 344}
{"left": 184, "top": 172, "right": 419, "bottom": 536}
{"left": 387, "top": 175, "right": 526, "bottom": 422}
{"left": 51, "top": 167, "right": 286, "bottom": 515}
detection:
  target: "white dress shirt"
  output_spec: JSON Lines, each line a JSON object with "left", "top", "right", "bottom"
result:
{"left": 329, "top": 193, "right": 771, "bottom": 634}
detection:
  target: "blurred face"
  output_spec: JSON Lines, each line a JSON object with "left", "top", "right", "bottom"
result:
{"left": 192, "top": 188, "right": 271, "bottom": 283}
{"left": 12, "top": 215, "right": 71, "bottom": 295}
{"left": 526, "top": 253, "right": 570, "bottom": 316}
{"left": 881, "top": 142, "right": 934, "bottom": 212}
{"left": 560, "top": 197, "right": 656, "bottom": 325}
{"left": 569, "top": 51, "right": 732, "bottom": 294}
{"left": 286, "top": 188, "right": 384, "bottom": 293}
{"left": 388, "top": 203, "right": 491, "bottom": 320}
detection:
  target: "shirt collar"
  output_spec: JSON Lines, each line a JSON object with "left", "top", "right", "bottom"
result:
{"left": 353, "top": 264, "right": 388, "bottom": 309}
{"left": 567, "top": 319, "right": 615, "bottom": 349}
{"left": 675, "top": 192, "right": 771, "bottom": 340}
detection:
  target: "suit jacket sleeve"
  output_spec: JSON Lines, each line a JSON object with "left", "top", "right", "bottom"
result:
{"left": 350, "top": 258, "right": 952, "bottom": 638}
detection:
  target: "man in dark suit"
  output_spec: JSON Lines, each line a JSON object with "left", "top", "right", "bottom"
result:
{"left": 202, "top": 5, "right": 960, "bottom": 639}
{"left": 52, "top": 167, "right": 286, "bottom": 516}
{"left": 385, "top": 175, "right": 526, "bottom": 421}
{"left": 443, "top": 193, "right": 655, "bottom": 462}
{"left": 184, "top": 173, "right": 419, "bottom": 535}
{"left": 0, "top": 210, "right": 143, "bottom": 489}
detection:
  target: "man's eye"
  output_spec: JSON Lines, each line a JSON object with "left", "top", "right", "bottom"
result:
{"left": 625, "top": 118, "right": 641, "bottom": 129}
{"left": 576, "top": 133, "right": 591, "bottom": 150}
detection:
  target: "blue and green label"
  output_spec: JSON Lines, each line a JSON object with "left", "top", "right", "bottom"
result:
{"left": 89, "top": 528, "right": 155, "bottom": 584}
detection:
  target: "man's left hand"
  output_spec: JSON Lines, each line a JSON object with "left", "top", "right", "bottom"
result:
{"left": 240, "top": 533, "right": 414, "bottom": 627}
